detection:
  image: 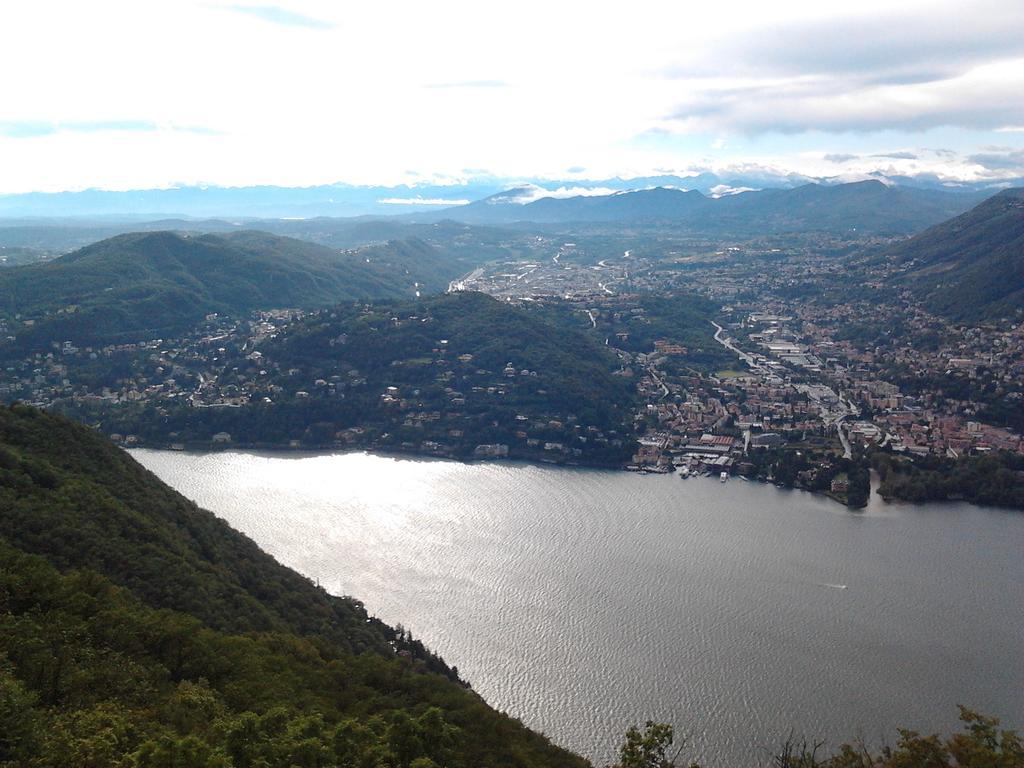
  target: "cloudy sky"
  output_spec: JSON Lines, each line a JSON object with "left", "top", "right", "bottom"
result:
{"left": 1, "top": 0, "right": 1023, "bottom": 192}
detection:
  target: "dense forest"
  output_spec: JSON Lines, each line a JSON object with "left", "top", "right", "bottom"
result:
{"left": 872, "top": 450, "right": 1024, "bottom": 508}
{"left": 881, "top": 187, "right": 1024, "bottom": 322}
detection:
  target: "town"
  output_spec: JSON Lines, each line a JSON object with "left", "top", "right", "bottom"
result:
{"left": 2, "top": 230, "right": 1021, "bottom": 507}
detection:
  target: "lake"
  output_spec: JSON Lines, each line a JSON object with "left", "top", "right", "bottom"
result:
{"left": 131, "top": 449, "right": 1024, "bottom": 768}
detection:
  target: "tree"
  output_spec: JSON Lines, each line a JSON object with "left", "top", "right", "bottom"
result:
{"left": 616, "top": 721, "right": 694, "bottom": 768}
{"left": 0, "top": 665, "right": 37, "bottom": 762}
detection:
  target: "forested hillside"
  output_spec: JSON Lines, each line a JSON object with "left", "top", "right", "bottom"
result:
{"left": 0, "top": 231, "right": 449, "bottom": 352}
{"left": 883, "top": 187, "right": 1024, "bottom": 321}
{"left": 64, "top": 292, "right": 637, "bottom": 465}
{"left": 0, "top": 403, "right": 588, "bottom": 768}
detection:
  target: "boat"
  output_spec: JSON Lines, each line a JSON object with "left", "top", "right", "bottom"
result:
{"left": 720, "top": 471, "right": 728, "bottom": 482}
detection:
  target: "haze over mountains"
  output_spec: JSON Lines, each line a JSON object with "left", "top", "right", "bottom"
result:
{"left": 426, "top": 180, "right": 987, "bottom": 234}
{"left": 0, "top": 179, "right": 997, "bottom": 263}
{"left": 0, "top": 171, "right": 1013, "bottom": 219}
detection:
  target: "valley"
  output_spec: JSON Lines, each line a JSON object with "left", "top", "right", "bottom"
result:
{"left": 2, "top": 182, "right": 1022, "bottom": 509}
{"left": 4, "top": 6, "right": 1024, "bottom": 767}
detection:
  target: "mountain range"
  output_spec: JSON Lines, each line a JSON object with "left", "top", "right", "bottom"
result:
{"left": 0, "top": 181, "right": 999, "bottom": 264}
{"left": 1, "top": 172, "right": 1015, "bottom": 219}
{"left": 423, "top": 181, "right": 988, "bottom": 235}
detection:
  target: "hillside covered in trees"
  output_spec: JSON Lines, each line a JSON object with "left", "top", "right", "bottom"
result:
{"left": 0, "top": 403, "right": 588, "bottom": 768}
{"left": 0, "top": 231, "right": 454, "bottom": 353}
{"left": 882, "top": 187, "right": 1024, "bottom": 321}
{"left": 63, "top": 292, "right": 637, "bottom": 465}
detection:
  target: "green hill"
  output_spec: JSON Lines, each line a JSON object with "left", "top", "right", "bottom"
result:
{"left": 0, "top": 231, "right": 453, "bottom": 352}
{"left": 63, "top": 292, "right": 637, "bottom": 465}
{"left": 0, "top": 403, "right": 587, "bottom": 768}
{"left": 883, "top": 188, "right": 1024, "bottom": 321}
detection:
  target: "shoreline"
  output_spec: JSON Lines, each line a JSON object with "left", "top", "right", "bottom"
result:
{"left": 124, "top": 439, "right": 626, "bottom": 472}
{"left": 125, "top": 437, "right": 868, "bottom": 509}
{"left": 126, "top": 442, "right": 1024, "bottom": 515}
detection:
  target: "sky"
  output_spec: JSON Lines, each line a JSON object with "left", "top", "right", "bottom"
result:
{"left": 1, "top": 0, "right": 1023, "bottom": 193}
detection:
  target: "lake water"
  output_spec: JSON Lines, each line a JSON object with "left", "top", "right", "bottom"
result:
{"left": 131, "top": 449, "right": 1024, "bottom": 768}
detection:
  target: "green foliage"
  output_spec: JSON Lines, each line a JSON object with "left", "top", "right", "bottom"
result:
{"left": 884, "top": 188, "right": 1024, "bottom": 322}
{"left": 615, "top": 722, "right": 684, "bottom": 768}
{"left": 67, "top": 292, "right": 637, "bottom": 465}
{"left": 872, "top": 450, "right": 1024, "bottom": 509}
{"left": 743, "top": 443, "right": 871, "bottom": 508}
{"left": 845, "top": 463, "right": 871, "bottom": 508}
{"left": 0, "top": 403, "right": 394, "bottom": 655}
{"left": 0, "top": 663, "right": 38, "bottom": 763}
{"left": 574, "top": 293, "right": 735, "bottom": 374}
{"left": 617, "top": 711, "right": 1024, "bottom": 768}
{"left": 816, "top": 708, "right": 1023, "bottom": 767}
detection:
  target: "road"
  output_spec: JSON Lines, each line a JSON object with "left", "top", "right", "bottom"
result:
{"left": 834, "top": 414, "right": 853, "bottom": 459}
{"left": 648, "top": 366, "right": 670, "bottom": 399}
{"left": 711, "top": 320, "right": 757, "bottom": 368}
{"left": 713, "top": 320, "right": 856, "bottom": 458}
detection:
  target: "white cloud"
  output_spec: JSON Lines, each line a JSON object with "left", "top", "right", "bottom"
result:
{"left": 378, "top": 197, "right": 470, "bottom": 206}
{"left": 512, "top": 186, "right": 622, "bottom": 204}
{"left": 708, "top": 184, "right": 757, "bottom": 197}
{"left": 662, "top": 59, "right": 1024, "bottom": 135}
{"left": 0, "top": 0, "right": 1021, "bottom": 192}
{"left": 220, "top": 4, "right": 335, "bottom": 30}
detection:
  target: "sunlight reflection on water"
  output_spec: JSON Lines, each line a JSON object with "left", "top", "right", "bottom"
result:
{"left": 133, "top": 449, "right": 1024, "bottom": 768}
